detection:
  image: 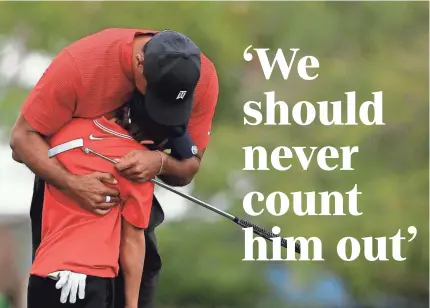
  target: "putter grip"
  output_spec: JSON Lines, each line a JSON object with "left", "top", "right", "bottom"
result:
{"left": 236, "top": 218, "right": 301, "bottom": 254}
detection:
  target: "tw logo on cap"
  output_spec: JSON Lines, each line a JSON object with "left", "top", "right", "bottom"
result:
{"left": 176, "top": 91, "right": 187, "bottom": 100}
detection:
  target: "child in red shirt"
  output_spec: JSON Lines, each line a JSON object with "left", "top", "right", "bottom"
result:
{"left": 28, "top": 99, "right": 186, "bottom": 308}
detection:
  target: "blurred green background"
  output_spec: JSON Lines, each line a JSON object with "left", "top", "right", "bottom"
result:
{"left": 0, "top": 2, "right": 428, "bottom": 308}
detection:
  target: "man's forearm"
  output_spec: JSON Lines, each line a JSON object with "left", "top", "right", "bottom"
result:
{"left": 10, "top": 115, "right": 73, "bottom": 190}
{"left": 158, "top": 153, "right": 200, "bottom": 186}
{"left": 120, "top": 218, "right": 145, "bottom": 308}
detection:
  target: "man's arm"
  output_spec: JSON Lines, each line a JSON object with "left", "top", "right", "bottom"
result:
{"left": 157, "top": 150, "right": 204, "bottom": 186}
{"left": 11, "top": 115, "right": 119, "bottom": 214}
{"left": 11, "top": 115, "right": 75, "bottom": 190}
{"left": 10, "top": 50, "right": 119, "bottom": 214}
{"left": 114, "top": 146, "right": 204, "bottom": 187}
{"left": 11, "top": 148, "right": 23, "bottom": 163}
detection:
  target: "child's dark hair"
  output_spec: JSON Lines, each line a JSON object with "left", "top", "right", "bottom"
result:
{"left": 121, "top": 90, "right": 185, "bottom": 144}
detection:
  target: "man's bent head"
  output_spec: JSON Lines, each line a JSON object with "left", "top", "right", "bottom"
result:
{"left": 132, "top": 30, "right": 201, "bottom": 128}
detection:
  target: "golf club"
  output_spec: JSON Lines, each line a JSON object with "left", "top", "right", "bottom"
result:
{"left": 48, "top": 138, "right": 301, "bottom": 254}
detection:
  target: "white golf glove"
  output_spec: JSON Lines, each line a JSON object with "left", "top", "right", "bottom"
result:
{"left": 48, "top": 270, "right": 87, "bottom": 304}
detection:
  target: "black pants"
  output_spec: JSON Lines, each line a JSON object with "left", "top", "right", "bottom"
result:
{"left": 30, "top": 176, "right": 165, "bottom": 308}
{"left": 27, "top": 274, "right": 114, "bottom": 308}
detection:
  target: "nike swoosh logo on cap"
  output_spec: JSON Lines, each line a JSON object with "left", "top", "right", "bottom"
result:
{"left": 89, "top": 134, "right": 104, "bottom": 140}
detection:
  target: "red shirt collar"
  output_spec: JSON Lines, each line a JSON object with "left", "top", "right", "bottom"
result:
{"left": 94, "top": 116, "right": 133, "bottom": 140}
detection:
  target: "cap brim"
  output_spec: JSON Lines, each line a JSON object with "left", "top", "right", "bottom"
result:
{"left": 145, "top": 89, "right": 194, "bottom": 127}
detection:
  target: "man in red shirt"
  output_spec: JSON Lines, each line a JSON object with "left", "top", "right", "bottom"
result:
{"left": 10, "top": 29, "right": 218, "bottom": 307}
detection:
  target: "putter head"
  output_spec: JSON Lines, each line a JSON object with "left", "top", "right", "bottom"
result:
{"left": 48, "top": 138, "right": 84, "bottom": 158}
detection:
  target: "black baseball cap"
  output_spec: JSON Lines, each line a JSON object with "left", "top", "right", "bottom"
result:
{"left": 144, "top": 30, "right": 201, "bottom": 127}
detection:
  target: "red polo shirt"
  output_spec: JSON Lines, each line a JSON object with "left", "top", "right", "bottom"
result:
{"left": 29, "top": 117, "right": 154, "bottom": 278}
{"left": 21, "top": 28, "right": 218, "bottom": 151}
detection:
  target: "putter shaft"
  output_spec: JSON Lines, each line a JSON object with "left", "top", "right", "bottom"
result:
{"left": 82, "top": 148, "right": 118, "bottom": 164}
{"left": 150, "top": 178, "right": 236, "bottom": 220}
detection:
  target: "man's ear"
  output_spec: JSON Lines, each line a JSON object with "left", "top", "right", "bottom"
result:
{"left": 136, "top": 54, "right": 144, "bottom": 73}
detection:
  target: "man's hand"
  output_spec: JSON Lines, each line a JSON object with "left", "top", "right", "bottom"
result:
{"left": 115, "top": 150, "right": 162, "bottom": 183}
{"left": 65, "top": 172, "right": 121, "bottom": 215}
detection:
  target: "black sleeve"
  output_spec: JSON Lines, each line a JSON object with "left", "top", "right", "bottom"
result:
{"left": 164, "top": 131, "right": 197, "bottom": 160}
